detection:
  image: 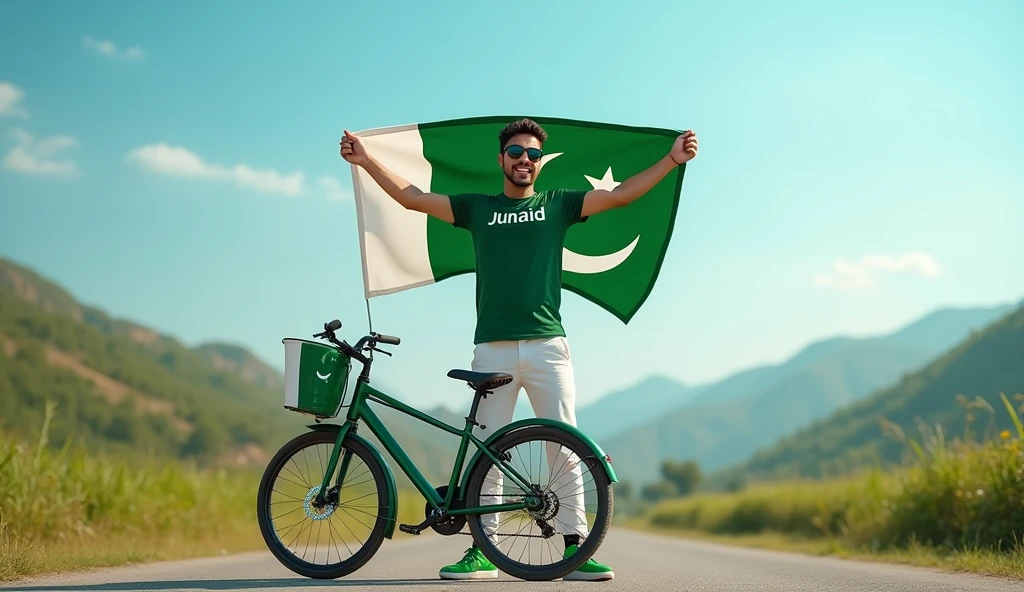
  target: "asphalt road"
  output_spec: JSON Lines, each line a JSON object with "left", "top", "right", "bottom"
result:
{"left": 3, "top": 528, "right": 1020, "bottom": 591}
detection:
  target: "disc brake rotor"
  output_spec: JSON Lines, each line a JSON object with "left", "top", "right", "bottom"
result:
{"left": 303, "top": 485, "right": 336, "bottom": 521}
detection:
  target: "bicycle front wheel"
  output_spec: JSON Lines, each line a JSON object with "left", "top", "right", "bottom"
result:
{"left": 463, "top": 425, "right": 613, "bottom": 581}
{"left": 256, "top": 429, "right": 391, "bottom": 579}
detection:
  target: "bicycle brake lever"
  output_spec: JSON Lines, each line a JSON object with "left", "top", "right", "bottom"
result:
{"left": 370, "top": 347, "right": 392, "bottom": 357}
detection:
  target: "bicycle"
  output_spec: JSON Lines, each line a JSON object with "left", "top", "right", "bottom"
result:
{"left": 256, "top": 319, "right": 617, "bottom": 581}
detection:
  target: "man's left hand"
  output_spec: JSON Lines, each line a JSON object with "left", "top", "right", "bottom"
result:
{"left": 670, "top": 130, "right": 699, "bottom": 165}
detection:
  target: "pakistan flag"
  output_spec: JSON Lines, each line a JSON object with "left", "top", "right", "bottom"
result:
{"left": 350, "top": 116, "right": 687, "bottom": 323}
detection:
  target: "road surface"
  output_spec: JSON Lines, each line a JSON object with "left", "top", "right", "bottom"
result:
{"left": 2, "top": 528, "right": 1019, "bottom": 591}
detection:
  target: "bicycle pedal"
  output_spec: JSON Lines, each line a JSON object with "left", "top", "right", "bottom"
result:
{"left": 399, "top": 509, "right": 443, "bottom": 536}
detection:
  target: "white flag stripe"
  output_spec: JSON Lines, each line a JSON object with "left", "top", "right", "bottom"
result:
{"left": 350, "top": 124, "right": 435, "bottom": 297}
{"left": 282, "top": 339, "right": 302, "bottom": 409}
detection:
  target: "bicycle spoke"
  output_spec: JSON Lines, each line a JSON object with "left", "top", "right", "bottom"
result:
{"left": 259, "top": 431, "right": 390, "bottom": 576}
{"left": 282, "top": 464, "right": 308, "bottom": 488}
{"left": 337, "top": 506, "right": 374, "bottom": 532}
{"left": 333, "top": 507, "right": 368, "bottom": 547}
{"left": 270, "top": 492, "right": 305, "bottom": 504}
{"left": 273, "top": 474, "right": 309, "bottom": 491}
{"left": 271, "top": 505, "right": 305, "bottom": 522}
{"left": 327, "top": 514, "right": 354, "bottom": 558}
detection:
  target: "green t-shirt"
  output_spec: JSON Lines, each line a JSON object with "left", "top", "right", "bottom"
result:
{"left": 449, "top": 188, "right": 588, "bottom": 344}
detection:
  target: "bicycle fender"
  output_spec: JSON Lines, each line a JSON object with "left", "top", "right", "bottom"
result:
{"left": 307, "top": 423, "right": 399, "bottom": 539}
{"left": 459, "top": 418, "right": 618, "bottom": 495}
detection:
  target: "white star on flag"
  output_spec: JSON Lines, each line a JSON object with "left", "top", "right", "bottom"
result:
{"left": 585, "top": 167, "right": 621, "bottom": 191}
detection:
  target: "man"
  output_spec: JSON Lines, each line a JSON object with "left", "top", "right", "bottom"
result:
{"left": 340, "top": 119, "right": 698, "bottom": 581}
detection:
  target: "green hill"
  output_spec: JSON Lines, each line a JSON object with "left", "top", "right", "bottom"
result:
{"left": 600, "top": 304, "right": 1013, "bottom": 484}
{"left": 575, "top": 376, "right": 703, "bottom": 441}
{"left": 0, "top": 290, "right": 294, "bottom": 464}
{"left": 0, "top": 256, "right": 458, "bottom": 485}
{"left": 194, "top": 342, "right": 286, "bottom": 393}
{"left": 719, "top": 302, "right": 1024, "bottom": 483}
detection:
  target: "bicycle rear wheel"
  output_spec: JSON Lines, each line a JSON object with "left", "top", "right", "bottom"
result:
{"left": 256, "top": 429, "right": 390, "bottom": 579}
{"left": 463, "top": 425, "right": 613, "bottom": 581}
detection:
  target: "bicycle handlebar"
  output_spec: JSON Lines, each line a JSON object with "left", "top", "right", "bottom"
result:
{"left": 376, "top": 333, "right": 401, "bottom": 346}
{"left": 311, "top": 319, "right": 400, "bottom": 365}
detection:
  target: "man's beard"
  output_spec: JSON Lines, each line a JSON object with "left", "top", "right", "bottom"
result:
{"left": 504, "top": 165, "right": 533, "bottom": 187}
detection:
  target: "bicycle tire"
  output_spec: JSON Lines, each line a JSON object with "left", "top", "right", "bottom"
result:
{"left": 256, "top": 429, "right": 390, "bottom": 579}
{"left": 463, "top": 425, "right": 613, "bottom": 581}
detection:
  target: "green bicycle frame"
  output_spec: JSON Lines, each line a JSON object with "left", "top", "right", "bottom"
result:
{"left": 315, "top": 379, "right": 537, "bottom": 517}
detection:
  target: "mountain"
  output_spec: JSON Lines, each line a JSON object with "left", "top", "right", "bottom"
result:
{"left": 0, "top": 288, "right": 296, "bottom": 466}
{"left": 0, "top": 256, "right": 456, "bottom": 482}
{"left": 883, "top": 306, "right": 1012, "bottom": 350}
{"left": 599, "top": 303, "right": 1014, "bottom": 484}
{"left": 0, "top": 258, "right": 82, "bottom": 319}
{"left": 575, "top": 376, "right": 702, "bottom": 441}
{"left": 195, "top": 342, "right": 285, "bottom": 393}
{"left": 715, "top": 302, "right": 1024, "bottom": 483}
{"left": 493, "top": 375, "right": 702, "bottom": 444}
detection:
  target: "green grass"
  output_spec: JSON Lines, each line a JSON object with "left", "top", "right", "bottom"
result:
{"left": 635, "top": 393, "right": 1024, "bottom": 580}
{"left": 0, "top": 403, "right": 424, "bottom": 583}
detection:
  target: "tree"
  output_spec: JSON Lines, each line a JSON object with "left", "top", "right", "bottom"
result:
{"left": 180, "top": 415, "right": 228, "bottom": 458}
{"left": 641, "top": 481, "right": 676, "bottom": 503}
{"left": 616, "top": 480, "right": 633, "bottom": 501}
{"left": 725, "top": 475, "right": 745, "bottom": 493}
{"left": 660, "top": 459, "right": 702, "bottom": 496}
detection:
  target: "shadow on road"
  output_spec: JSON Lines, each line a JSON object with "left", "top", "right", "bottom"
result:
{"left": 3, "top": 578, "right": 522, "bottom": 591}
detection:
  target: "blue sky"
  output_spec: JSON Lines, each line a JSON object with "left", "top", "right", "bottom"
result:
{"left": 2, "top": 0, "right": 1022, "bottom": 413}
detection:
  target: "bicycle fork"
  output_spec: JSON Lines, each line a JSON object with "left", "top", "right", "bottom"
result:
{"left": 313, "top": 422, "right": 355, "bottom": 508}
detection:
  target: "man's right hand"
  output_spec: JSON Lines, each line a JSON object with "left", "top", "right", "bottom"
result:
{"left": 340, "top": 130, "right": 367, "bottom": 166}
{"left": 338, "top": 128, "right": 456, "bottom": 224}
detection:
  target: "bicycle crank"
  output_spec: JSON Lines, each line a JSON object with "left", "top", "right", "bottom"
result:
{"left": 425, "top": 486, "right": 467, "bottom": 535}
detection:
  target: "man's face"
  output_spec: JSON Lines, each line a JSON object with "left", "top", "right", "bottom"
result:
{"left": 499, "top": 133, "right": 544, "bottom": 188}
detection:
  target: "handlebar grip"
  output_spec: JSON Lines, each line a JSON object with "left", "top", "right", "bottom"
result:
{"left": 376, "top": 333, "right": 401, "bottom": 345}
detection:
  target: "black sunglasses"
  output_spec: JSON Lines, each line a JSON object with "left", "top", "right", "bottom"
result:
{"left": 502, "top": 144, "right": 543, "bottom": 162}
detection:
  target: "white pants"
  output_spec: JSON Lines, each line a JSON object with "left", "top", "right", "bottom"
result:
{"left": 471, "top": 337, "right": 589, "bottom": 546}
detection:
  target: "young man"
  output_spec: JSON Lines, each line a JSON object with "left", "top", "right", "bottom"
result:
{"left": 340, "top": 119, "right": 698, "bottom": 581}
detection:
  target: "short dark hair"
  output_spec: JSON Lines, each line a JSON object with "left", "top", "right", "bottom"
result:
{"left": 498, "top": 118, "right": 547, "bottom": 151}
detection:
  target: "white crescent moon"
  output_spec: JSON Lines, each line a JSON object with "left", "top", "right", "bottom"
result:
{"left": 316, "top": 371, "right": 332, "bottom": 380}
{"left": 541, "top": 152, "right": 641, "bottom": 274}
{"left": 563, "top": 235, "right": 640, "bottom": 274}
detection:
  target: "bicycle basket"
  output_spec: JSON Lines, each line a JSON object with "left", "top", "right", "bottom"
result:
{"left": 282, "top": 338, "right": 351, "bottom": 419}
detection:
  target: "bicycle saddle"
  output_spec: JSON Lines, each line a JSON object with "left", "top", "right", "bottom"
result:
{"left": 447, "top": 369, "right": 513, "bottom": 391}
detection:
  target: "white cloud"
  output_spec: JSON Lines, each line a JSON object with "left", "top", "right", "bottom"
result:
{"left": 0, "top": 82, "right": 29, "bottom": 118}
{"left": 126, "top": 143, "right": 305, "bottom": 196}
{"left": 318, "top": 175, "right": 351, "bottom": 201}
{"left": 83, "top": 36, "right": 145, "bottom": 60}
{"left": 813, "top": 251, "right": 940, "bottom": 290}
{"left": 3, "top": 128, "right": 79, "bottom": 177}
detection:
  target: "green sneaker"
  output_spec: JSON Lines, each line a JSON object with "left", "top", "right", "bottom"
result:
{"left": 563, "top": 544, "right": 614, "bottom": 581}
{"left": 438, "top": 546, "right": 499, "bottom": 580}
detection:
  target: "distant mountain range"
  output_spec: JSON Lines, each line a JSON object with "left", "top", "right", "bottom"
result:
{"left": 576, "top": 376, "right": 704, "bottom": 440}
{"left": 711, "top": 302, "right": 1024, "bottom": 485}
{"left": 588, "top": 303, "right": 1015, "bottom": 484}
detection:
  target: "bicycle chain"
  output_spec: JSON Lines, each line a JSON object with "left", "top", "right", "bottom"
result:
{"left": 454, "top": 530, "right": 562, "bottom": 539}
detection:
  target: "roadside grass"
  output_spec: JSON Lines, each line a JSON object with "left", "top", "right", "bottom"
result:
{"left": 0, "top": 403, "right": 423, "bottom": 582}
{"left": 629, "top": 393, "right": 1024, "bottom": 581}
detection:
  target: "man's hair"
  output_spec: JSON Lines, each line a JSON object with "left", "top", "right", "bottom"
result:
{"left": 498, "top": 118, "right": 548, "bottom": 151}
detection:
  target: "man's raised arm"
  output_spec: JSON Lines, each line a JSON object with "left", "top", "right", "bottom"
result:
{"left": 340, "top": 130, "right": 454, "bottom": 224}
{"left": 580, "top": 129, "right": 699, "bottom": 218}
